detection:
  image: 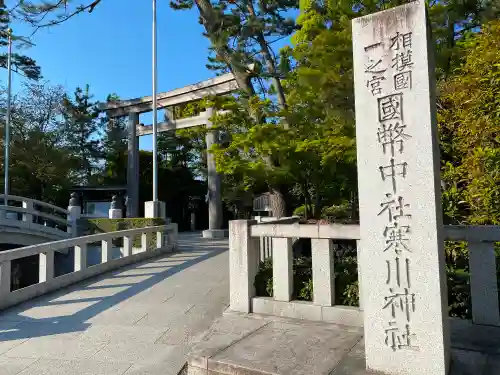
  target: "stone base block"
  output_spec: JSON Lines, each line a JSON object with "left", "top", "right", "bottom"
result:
{"left": 145, "top": 201, "right": 166, "bottom": 219}
{"left": 108, "top": 209, "right": 122, "bottom": 219}
{"left": 202, "top": 229, "right": 228, "bottom": 239}
{"left": 250, "top": 297, "right": 363, "bottom": 327}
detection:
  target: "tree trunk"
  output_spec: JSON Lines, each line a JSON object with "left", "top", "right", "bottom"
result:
{"left": 314, "top": 182, "right": 321, "bottom": 218}
{"left": 303, "top": 183, "right": 310, "bottom": 220}
{"left": 194, "top": 0, "right": 254, "bottom": 97}
{"left": 269, "top": 186, "right": 286, "bottom": 218}
{"left": 246, "top": 3, "right": 288, "bottom": 112}
{"left": 194, "top": 0, "right": 288, "bottom": 216}
{"left": 256, "top": 33, "right": 287, "bottom": 112}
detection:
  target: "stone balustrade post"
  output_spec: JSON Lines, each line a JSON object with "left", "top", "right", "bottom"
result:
{"left": 0, "top": 260, "right": 11, "bottom": 295}
{"left": 468, "top": 241, "right": 500, "bottom": 326}
{"left": 101, "top": 239, "right": 110, "bottom": 263}
{"left": 272, "top": 237, "right": 293, "bottom": 302}
{"left": 123, "top": 236, "right": 132, "bottom": 257}
{"left": 311, "top": 239, "right": 335, "bottom": 306}
{"left": 74, "top": 244, "right": 87, "bottom": 272}
{"left": 141, "top": 233, "right": 149, "bottom": 252}
{"left": 156, "top": 231, "right": 164, "bottom": 249}
{"left": 22, "top": 199, "right": 34, "bottom": 223}
{"left": 169, "top": 223, "right": 178, "bottom": 251}
{"left": 229, "top": 220, "right": 259, "bottom": 313}
{"left": 39, "top": 252, "right": 54, "bottom": 283}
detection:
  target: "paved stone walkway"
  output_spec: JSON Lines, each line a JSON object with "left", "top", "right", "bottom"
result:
{"left": 0, "top": 232, "right": 229, "bottom": 375}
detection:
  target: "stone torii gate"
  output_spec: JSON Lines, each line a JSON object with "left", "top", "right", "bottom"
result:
{"left": 99, "top": 73, "right": 238, "bottom": 239}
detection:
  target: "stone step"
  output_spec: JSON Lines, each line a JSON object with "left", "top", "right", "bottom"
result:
{"left": 180, "top": 312, "right": 500, "bottom": 375}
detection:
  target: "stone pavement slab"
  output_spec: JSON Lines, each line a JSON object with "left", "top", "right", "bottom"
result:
{"left": 16, "top": 358, "right": 133, "bottom": 375}
{"left": 184, "top": 312, "right": 500, "bottom": 375}
{"left": 0, "top": 232, "right": 229, "bottom": 375}
{"left": 0, "top": 356, "right": 39, "bottom": 375}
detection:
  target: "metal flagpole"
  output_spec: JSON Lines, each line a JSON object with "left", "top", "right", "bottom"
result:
{"left": 4, "top": 28, "right": 12, "bottom": 206}
{"left": 152, "top": 0, "right": 158, "bottom": 204}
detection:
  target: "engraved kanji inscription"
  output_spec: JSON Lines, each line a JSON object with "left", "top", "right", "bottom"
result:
{"left": 383, "top": 222, "right": 411, "bottom": 254}
{"left": 378, "top": 94, "right": 403, "bottom": 122}
{"left": 386, "top": 257, "right": 411, "bottom": 288}
{"left": 377, "top": 122, "right": 411, "bottom": 156}
{"left": 390, "top": 32, "right": 412, "bottom": 51}
{"left": 383, "top": 287, "right": 416, "bottom": 321}
{"left": 379, "top": 158, "right": 408, "bottom": 193}
{"left": 394, "top": 71, "right": 412, "bottom": 90}
{"left": 364, "top": 42, "right": 382, "bottom": 52}
{"left": 392, "top": 51, "right": 414, "bottom": 72}
{"left": 365, "top": 57, "right": 386, "bottom": 74}
{"left": 367, "top": 75, "right": 386, "bottom": 96}
{"left": 379, "top": 193, "right": 412, "bottom": 222}
{"left": 384, "top": 322, "right": 419, "bottom": 351}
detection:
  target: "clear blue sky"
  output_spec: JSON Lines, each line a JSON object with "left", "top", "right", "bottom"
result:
{"left": 3, "top": 1, "right": 295, "bottom": 151}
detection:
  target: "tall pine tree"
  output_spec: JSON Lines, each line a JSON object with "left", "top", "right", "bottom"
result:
{"left": 62, "top": 85, "right": 103, "bottom": 184}
{"left": 0, "top": 3, "right": 40, "bottom": 80}
{"left": 100, "top": 93, "right": 127, "bottom": 185}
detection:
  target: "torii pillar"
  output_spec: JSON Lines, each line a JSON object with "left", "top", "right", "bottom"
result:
{"left": 126, "top": 112, "right": 140, "bottom": 218}
{"left": 202, "top": 107, "right": 225, "bottom": 239}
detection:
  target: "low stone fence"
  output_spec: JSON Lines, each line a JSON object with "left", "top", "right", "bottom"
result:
{"left": 229, "top": 220, "right": 500, "bottom": 328}
{"left": 253, "top": 216, "right": 300, "bottom": 261}
{"left": 0, "top": 223, "right": 178, "bottom": 310}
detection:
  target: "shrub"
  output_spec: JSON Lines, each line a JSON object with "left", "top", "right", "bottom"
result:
{"left": 293, "top": 204, "right": 315, "bottom": 218}
{"left": 321, "top": 203, "right": 352, "bottom": 222}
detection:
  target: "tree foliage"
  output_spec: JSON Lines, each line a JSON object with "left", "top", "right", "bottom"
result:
{"left": 0, "top": 3, "right": 40, "bottom": 80}
{"left": 439, "top": 20, "right": 500, "bottom": 226}
{"left": 61, "top": 85, "right": 103, "bottom": 184}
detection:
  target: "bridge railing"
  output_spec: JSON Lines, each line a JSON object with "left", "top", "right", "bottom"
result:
{"left": 229, "top": 221, "right": 500, "bottom": 328}
{"left": 0, "top": 195, "right": 72, "bottom": 237}
{"left": 0, "top": 223, "right": 178, "bottom": 310}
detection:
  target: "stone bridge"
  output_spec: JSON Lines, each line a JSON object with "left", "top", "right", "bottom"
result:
{"left": 0, "top": 195, "right": 73, "bottom": 248}
{"left": 0, "top": 226, "right": 230, "bottom": 375}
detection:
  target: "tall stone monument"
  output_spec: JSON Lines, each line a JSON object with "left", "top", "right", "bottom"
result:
{"left": 352, "top": 2, "right": 450, "bottom": 374}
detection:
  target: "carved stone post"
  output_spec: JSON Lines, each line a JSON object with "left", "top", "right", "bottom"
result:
{"left": 352, "top": 3, "right": 450, "bottom": 374}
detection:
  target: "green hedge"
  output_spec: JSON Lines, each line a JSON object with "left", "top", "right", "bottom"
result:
{"left": 77, "top": 218, "right": 166, "bottom": 248}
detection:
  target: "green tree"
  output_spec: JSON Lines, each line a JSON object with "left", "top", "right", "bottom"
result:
{"left": 61, "top": 85, "right": 103, "bottom": 184}
{"left": 438, "top": 20, "right": 500, "bottom": 226}
{"left": 0, "top": 3, "right": 40, "bottom": 80}
{"left": 169, "top": 0, "right": 300, "bottom": 216}
{"left": 100, "top": 93, "right": 127, "bottom": 185}
{"left": 0, "top": 82, "right": 74, "bottom": 206}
